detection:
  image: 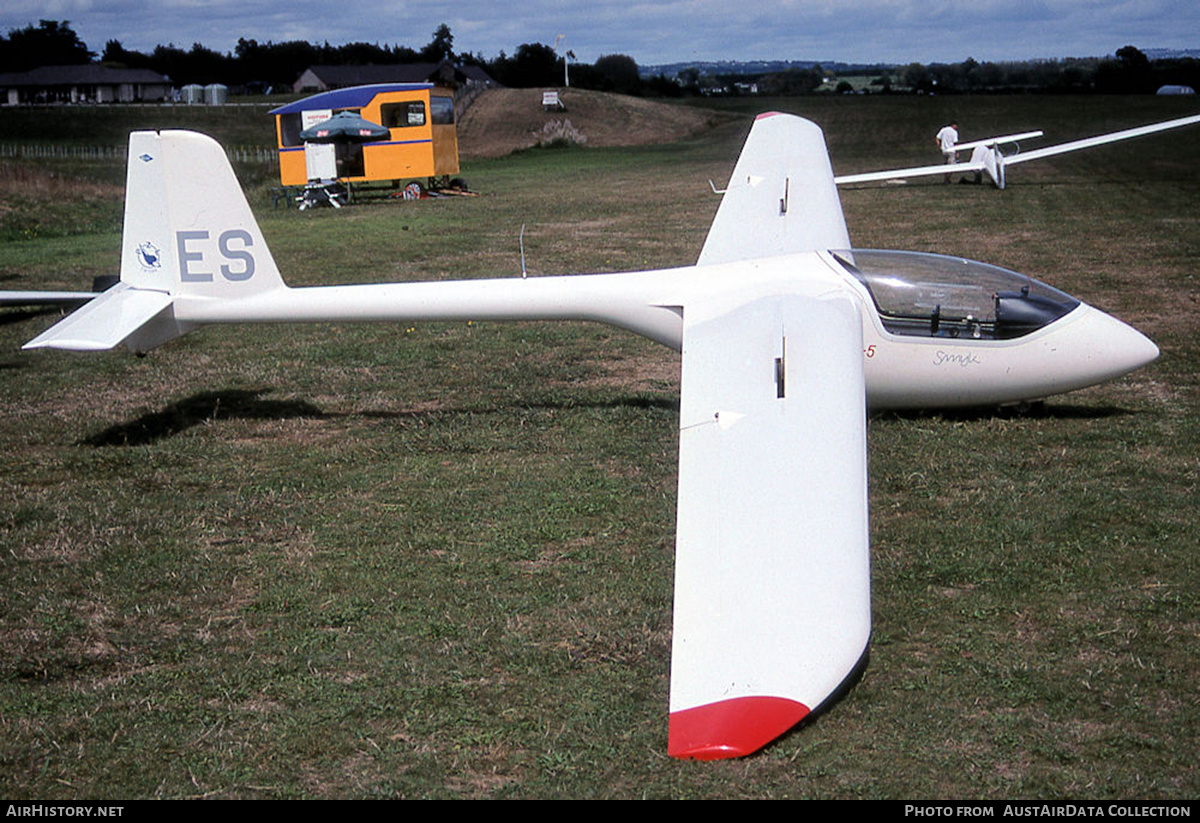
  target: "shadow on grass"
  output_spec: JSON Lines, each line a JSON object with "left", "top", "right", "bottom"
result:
{"left": 80, "top": 388, "right": 326, "bottom": 447}
{"left": 0, "top": 306, "right": 66, "bottom": 326}
{"left": 80, "top": 388, "right": 674, "bottom": 448}
{"left": 359, "top": 392, "right": 679, "bottom": 421}
{"left": 871, "top": 401, "right": 1131, "bottom": 424}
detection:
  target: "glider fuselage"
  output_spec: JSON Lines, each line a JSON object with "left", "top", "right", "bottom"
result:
{"left": 173, "top": 246, "right": 1158, "bottom": 411}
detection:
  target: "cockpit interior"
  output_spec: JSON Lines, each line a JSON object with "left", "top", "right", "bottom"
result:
{"left": 832, "top": 250, "right": 1080, "bottom": 340}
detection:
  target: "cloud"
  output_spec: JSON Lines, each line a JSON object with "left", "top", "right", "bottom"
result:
{"left": 1, "top": 0, "right": 1195, "bottom": 66}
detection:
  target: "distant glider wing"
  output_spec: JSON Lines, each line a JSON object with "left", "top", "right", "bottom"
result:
{"left": 1001, "top": 113, "right": 1200, "bottom": 167}
{"left": 698, "top": 113, "right": 851, "bottom": 265}
{"left": 836, "top": 114, "right": 1200, "bottom": 186}
{"left": 834, "top": 158, "right": 985, "bottom": 186}
{"left": 668, "top": 289, "right": 870, "bottom": 759}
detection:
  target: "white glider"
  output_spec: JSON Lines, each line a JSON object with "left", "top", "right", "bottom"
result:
{"left": 22, "top": 116, "right": 1160, "bottom": 758}
{"left": 835, "top": 113, "right": 1200, "bottom": 188}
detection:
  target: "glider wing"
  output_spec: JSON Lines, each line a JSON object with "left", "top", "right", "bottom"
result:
{"left": 835, "top": 158, "right": 984, "bottom": 185}
{"left": 698, "top": 113, "right": 850, "bottom": 265}
{"left": 952, "top": 130, "right": 1044, "bottom": 152}
{"left": 668, "top": 287, "right": 870, "bottom": 758}
{"left": 1002, "top": 113, "right": 1200, "bottom": 167}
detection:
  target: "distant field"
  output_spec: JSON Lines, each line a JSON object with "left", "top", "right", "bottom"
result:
{"left": 1, "top": 94, "right": 1198, "bottom": 799}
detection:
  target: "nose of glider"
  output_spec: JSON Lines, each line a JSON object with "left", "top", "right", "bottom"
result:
{"left": 1070, "top": 305, "right": 1159, "bottom": 384}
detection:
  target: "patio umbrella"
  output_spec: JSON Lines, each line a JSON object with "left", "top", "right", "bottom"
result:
{"left": 299, "top": 111, "right": 389, "bottom": 143}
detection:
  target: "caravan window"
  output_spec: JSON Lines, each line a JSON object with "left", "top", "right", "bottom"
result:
{"left": 278, "top": 113, "right": 303, "bottom": 147}
{"left": 430, "top": 96, "right": 455, "bottom": 125}
{"left": 381, "top": 102, "right": 426, "bottom": 128}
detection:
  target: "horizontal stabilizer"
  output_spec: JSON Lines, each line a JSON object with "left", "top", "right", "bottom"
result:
{"left": 22, "top": 282, "right": 174, "bottom": 352}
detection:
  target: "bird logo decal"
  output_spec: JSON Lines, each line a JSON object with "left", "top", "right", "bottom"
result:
{"left": 135, "top": 241, "right": 162, "bottom": 271}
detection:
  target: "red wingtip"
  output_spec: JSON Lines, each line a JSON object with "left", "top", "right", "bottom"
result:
{"left": 755, "top": 111, "right": 785, "bottom": 120}
{"left": 667, "top": 696, "right": 810, "bottom": 760}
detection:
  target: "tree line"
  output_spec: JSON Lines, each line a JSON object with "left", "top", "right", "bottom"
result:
{"left": 2, "top": 19, "right": 1196, "bottom": 96}
{"left": 892, "top": 47, "right": 1198, "bottom": 94}
{"left": 0, "top": 19, "right": 656, "bottom": 94}
{"left": 711, "top": 48, "right": 1198, "bottom": 96}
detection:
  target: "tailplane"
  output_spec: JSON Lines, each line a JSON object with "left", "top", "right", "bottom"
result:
{"left": 25, "top": 130, "right": 285, "bottom": 353}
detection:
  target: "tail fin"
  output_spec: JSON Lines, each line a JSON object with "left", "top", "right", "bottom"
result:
{"left": 968, "top": 145, "right": 1006, "bottom": 189}
{"left": 119, "top": 130, "right": 285, "bottom": 297}
{"left": 25, "top": 130, "right": 285, "bottom": 353}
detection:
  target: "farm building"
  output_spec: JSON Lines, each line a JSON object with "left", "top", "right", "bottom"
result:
{"left": 294, "top": 61, "right": 471, "bottom": 93}
{"left": 0, "top": 65, "right": 171, "bottom": 105}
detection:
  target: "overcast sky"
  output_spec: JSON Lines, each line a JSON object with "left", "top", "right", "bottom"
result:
{"left": 3, "top": 0, "right": 1197, "bottom": 66}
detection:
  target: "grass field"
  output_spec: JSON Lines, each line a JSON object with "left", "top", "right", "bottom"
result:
{"left": 1, "top": 94, "right": 1198, "bottom": 799}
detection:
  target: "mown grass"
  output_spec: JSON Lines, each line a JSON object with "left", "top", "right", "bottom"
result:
{"left": 1, "top": 95, "right": 1198, "bottom": 798}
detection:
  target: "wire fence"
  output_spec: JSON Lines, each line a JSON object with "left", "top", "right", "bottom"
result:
{"left": 0, "top": 143, "right": 278, "bottom": 164}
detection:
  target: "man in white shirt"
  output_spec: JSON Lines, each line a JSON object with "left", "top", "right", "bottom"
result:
{"left": 935, "top": 122, "right": 959, "bottom": 182}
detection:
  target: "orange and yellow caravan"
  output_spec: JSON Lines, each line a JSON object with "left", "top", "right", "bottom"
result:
{"left": 272, "top": 83, "right": 459, "bottom": 186}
